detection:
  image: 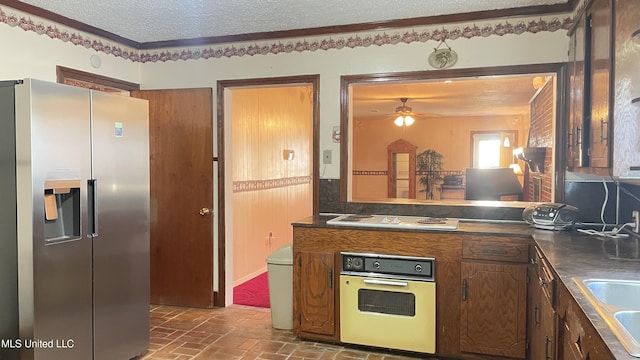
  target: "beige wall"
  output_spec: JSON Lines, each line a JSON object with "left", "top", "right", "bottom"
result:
{"left": 0, "top": 21, "right": 139, "bottom": 84}
{"left": 231, "top": 86, "right": 313, "bottom": 285}
{"left": 0, "top": 7, "right": 570, "bottom": 305}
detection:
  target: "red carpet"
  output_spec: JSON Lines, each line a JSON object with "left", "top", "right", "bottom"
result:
{"left": 233, "top": 272, "right": 270, "bottom": 308}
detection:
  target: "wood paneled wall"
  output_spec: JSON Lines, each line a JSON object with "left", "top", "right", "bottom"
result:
{"left": 352, "top": 115, "right": 528, "bottom": 199}
{"left": 231, "top": 86, "right": 313, "bottom": 285}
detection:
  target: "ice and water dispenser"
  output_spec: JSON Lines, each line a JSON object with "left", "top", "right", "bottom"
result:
{"left": 43, "top": 179, "right": 81, "bottom": 243}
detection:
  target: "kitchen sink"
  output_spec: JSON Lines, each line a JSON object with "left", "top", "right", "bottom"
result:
{"left": 615, "top": 311, "right": 640, "bottom": 348}
{"left": 574, "top": 278, "right": 640, "bottom": 357}
{"left": 584, "top": 279, "right": 640, "bottom": 310}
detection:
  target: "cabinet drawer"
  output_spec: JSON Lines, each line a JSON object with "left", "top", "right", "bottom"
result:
{"left": 534, "top": 248, "right": 556, "bottom": 303}
{"left": 462, "top": 239, "right": 529, "bottom": 263}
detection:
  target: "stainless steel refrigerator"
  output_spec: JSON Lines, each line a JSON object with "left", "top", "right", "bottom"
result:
{"left": 0, "top": 79, "right": 150, "bottom": 360}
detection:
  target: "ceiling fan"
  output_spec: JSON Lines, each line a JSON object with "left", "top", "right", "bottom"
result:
{"left": 352, "top": 95, "right": 445, "bottom": 126}
{"left": 394, "top": 98, "right": 415, "bottom": 126}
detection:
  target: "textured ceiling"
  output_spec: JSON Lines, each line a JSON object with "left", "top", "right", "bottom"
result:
{"left": 16, "top": 0, "right": 568, "bottom": 43}
{"left": 352, "top": 74, "right": 550, "bottom": 119}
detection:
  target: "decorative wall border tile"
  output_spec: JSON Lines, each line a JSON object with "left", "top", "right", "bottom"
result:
{"left": 353, "top": 170, "right": 464, "bottom": 176}
{"left": 352, "top": 170, "right": 388, "bottom": 176}
{"left": 0, "top": 5, "right": 573, "bottom": 64}
{"left": 233, "top": 175, "right": 312, "bottom": 193}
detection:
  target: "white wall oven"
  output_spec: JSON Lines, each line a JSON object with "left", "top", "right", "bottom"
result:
{"left": 339, "top": 252, "right": 436, "bottom": 354}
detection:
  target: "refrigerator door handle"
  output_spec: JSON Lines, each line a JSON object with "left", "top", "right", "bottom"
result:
{"left": 88, "top": 179, "right": 98, "bottom": 237}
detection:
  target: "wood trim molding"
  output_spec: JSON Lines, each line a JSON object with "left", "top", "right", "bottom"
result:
{"left": 340, "top": 63, "right": 568, "bottom": 204}
{"left": 217, "top": 74, "right": 321, "bottom": 215}
{"left": 216, "top": 74, "right": 321, "bottom": 307}
{"left": 140, "top": 2, "right": 575, "bottom": 49}
{"left": 0, "top": 0, "right": 140, "bottom": 48}
{"left": 56, "top": 66, "right": 140, "bottom": 91}
{"left": 1, "top": 0, "right": 577, "bottom": 50}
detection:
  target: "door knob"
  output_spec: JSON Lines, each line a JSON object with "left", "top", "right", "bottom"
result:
{"left": 199, "top": 208, "right": 213, "bottom": 216}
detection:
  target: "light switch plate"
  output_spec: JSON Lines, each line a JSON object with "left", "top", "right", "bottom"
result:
{"left": 323, "top": 150, "right": 332, "bottom": 164}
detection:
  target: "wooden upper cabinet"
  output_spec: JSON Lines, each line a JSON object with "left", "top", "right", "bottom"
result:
{"left": 567, "top": 16, "right": 586, "bottom": 169}
{"left": 588, "top": 0, "right": 612, "bottom": 168}
{"left": 611, "top": 0, "right": 640, "bottom": 181}
{"left": 294, "top": 251, "right": 335, "bottom": 337}
{"left": 567, "top": 0, "right": 613, "bottom": 172}
{"left": 460, "top": 261, "right": 527, "bottom": 358}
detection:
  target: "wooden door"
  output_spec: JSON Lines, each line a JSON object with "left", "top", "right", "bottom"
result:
{"left": 460, "top": 262, "right": 527, "bottom": 358}
{"left": 387, "top": 139, "right": 417, "bottom": 199}
{"left": 131, "top": 88, "right": 215, "bottom": 308}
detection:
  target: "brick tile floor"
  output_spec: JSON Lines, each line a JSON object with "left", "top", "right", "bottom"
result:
{"left": 141, "top": 305, "right": 434, "bottom": 360}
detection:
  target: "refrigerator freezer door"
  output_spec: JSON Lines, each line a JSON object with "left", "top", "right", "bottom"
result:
{"left": 90, "top": 90, "right": 150, "bottom": 360}
{"left": 15, "top": 79, "right": 93, "bottom": 360}
{"left": 0, "top": 81, "right": 19, "bottom": 360}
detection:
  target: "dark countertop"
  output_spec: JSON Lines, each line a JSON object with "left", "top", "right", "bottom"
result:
{"left": 293, "top": 215, "right": 640, "bottom": 360}
{"left": 534, "top": 230, "right": 640, "bottom": 360}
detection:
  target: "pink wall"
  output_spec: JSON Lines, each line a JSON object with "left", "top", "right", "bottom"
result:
{"left": 352, "top": 115, "right": 528, "bottom": 200}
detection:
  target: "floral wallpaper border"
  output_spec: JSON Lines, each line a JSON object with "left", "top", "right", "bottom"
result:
{"left": 1, "top": 5, "right": 573, "bottom": 64}
{"left": 233, "top": 176, "right": 312, "bottom": 193}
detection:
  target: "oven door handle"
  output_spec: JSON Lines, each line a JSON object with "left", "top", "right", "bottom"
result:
{"left": 363, "top": 279, "right": 409, "bottom": 287}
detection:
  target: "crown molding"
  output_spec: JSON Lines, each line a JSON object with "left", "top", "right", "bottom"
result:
{"left": 0, "top": 0, "right": 577, "bottom": 49}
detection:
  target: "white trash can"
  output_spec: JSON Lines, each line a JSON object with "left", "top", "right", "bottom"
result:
{"left": 266, "top": 243, "right": 293, "bottom": 330}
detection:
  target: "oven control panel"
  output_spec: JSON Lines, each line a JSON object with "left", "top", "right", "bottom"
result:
{"left": 341, "top": 252, "right": 434, "bottom": 281}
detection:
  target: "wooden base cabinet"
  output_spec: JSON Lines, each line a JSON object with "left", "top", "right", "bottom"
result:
{"left": 460, "top": 238, "right": 529, "bottom": 359}
{"left": 293, "top": 250, "right": 336, "bottom": 339}
{"left": 460, "top": 262, "right": 527, "bottom": 358}
{"left": 528, "top": 247, "right": 557, "bottom": 360}
{"left": 557, "top": 283, "right": 615, "bottom": 360}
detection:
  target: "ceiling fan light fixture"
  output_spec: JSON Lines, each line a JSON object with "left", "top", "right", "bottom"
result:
{"left": 394, "top": 98, "right": 415, "bottom": 126}
{"left": 404, "top": 115, "right": 415, "bottom": 126}
{"left": 395, "top": 104, "right": 412, "bottom": 114}
{"left": 394, "top": 115, "right": 415, "bottom": 127}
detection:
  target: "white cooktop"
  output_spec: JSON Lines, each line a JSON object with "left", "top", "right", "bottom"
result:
{"left": 327, "top": 214, "right": 459, "bottom": 231}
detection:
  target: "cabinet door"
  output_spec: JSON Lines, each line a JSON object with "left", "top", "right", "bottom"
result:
{"left": 571, "top": 15, "right": 587, "bottom": 168}
{"left": 559, "top": 321, "right": 583, "bottom": 360}
{"left": 528, "top": 250, "right": 558, "bottom": 360}
{"left": 528, "top": 265, "right": 543, "bottom": 360}
{"left": 611, "top": 0, "right": 640, "bottom": 180}
{"left": 460, "top": 262, "right": 527, "bottom": 358}
{"left": 540, "top": 294, "right": 557, "bottom": 360}
{"left": 588, "top": 0, "right": 612, "bottom": 168}
{"left": 567, "top": 26, "right": 583, "bottom": 169}
{"left": 557, "top": 283, "right": 616, "bottom": 360}
{"left": 295, "top": 251, "right": 335, "bottom": 336}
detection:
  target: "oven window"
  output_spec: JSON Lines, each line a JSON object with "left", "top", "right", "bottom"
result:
{"left": 358, "top": 289, "right": 415, "bottom": 316}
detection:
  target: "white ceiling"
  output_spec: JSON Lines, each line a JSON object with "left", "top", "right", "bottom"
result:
{"left": 17, "top": 0, "right": 568, "bottom": 43}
